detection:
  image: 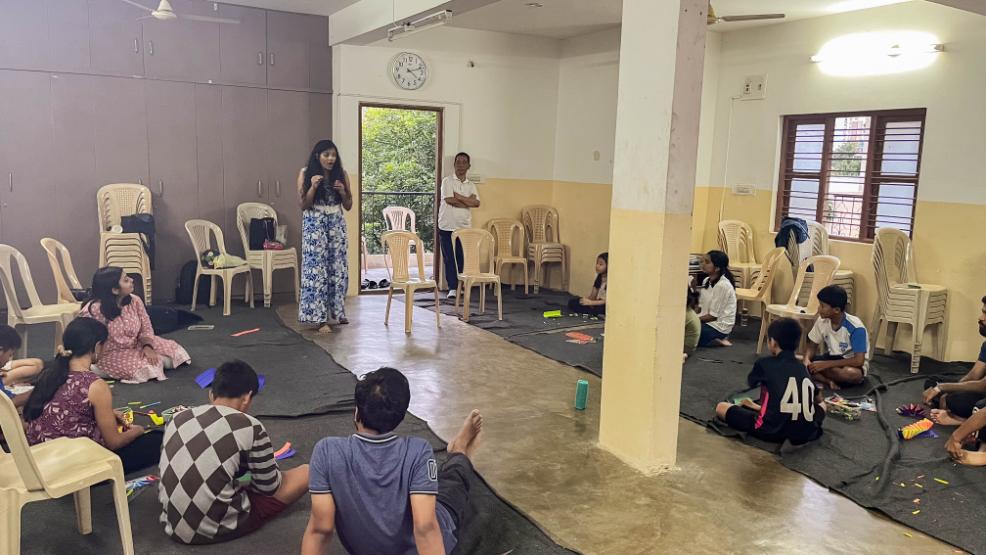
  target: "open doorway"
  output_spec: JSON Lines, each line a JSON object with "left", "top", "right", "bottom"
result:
{"left": 358, "top": 104, "right": 443, "bottom": 292}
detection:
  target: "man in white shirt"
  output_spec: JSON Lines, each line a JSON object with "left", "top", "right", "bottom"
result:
{"left": 438, "top": 153, "right": 480, "bottom": 299}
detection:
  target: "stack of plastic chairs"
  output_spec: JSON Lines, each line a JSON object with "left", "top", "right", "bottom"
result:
{"left": 717, "top": 220, "right": 761, "bottom": 289}
{"left": 97, "top": 184, "right": 153, "bottom": 304}
{"left": 792, "top": 221, "right": 856, "bottom": 310}
{"left": 871, "top": 228, "right": 948, "bottom": 374}
{"left": 521, "top": 205, "right": 567, "bottom": 294}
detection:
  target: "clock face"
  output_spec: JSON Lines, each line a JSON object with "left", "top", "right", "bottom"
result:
{"left": 392, "top": 52, "right": 427, "bottom": 90}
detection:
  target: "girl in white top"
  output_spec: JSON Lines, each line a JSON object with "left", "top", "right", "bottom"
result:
{"left": 693, "top": 250, "right": 737, "bottom": 348}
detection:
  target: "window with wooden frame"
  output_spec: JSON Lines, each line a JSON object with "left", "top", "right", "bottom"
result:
{"left": 775, "top": 108, "right": 926, "bottom": 241}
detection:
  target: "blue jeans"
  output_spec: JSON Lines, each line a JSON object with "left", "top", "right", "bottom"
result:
{"left": 438, "top": 229, "right": 463, "bottom": 291}
{"left": 698, "top": 323, "right": 729, "bottom": 347}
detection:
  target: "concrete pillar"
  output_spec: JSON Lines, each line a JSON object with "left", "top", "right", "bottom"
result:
{"left": 598, "top": 0, "right": 707, "bottom": 474}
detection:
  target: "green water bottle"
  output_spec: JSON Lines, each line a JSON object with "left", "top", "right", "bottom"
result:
{"left": 575, "top": 379, "right": 589, "bottom": 410}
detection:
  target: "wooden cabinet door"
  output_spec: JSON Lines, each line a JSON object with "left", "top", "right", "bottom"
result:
{"left": 266, "top": 10, "right": 309, "bottom": 89}
{"left": 146, "top": 80, "right": 199, "bottom": 300}
{"left": 88, "top": 0, "right": 144, "bottom": 76}
{"left": 142, "top": 0, "right": 220, "bottom": 82}
{"left": 45, "top": 0, "right": 91, "bottom": 72}
{"left": 307, "top": 15, "right": 332, "bottom": 92}
{"left": 218, "top": 3, "right": 267, "bottom": 86}
{"left": 92, "top": 76, "right": 149, "bottom": 186}
{"left": 0, "top": 0, "right": 48, "bottom": 70}
{"left": 220, "top": 86, "right": 268, "bottom": 245}
{"left": 308, "top": 92, "right": 332, "bottom": 147}
{"left": 195, "top": 84, "right": 224, "bottom": 232}
{"left": 0, "top": 70, "right": 56, "bottom": 299}
{"left": 50, "top": 73, "right": 100, "bottom": 288}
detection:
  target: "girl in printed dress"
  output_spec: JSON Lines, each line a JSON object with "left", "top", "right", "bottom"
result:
{"left": 80, "top": 267, "right": 190, "bottom": 384}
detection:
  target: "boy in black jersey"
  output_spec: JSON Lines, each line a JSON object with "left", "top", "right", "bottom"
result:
{"left": 715, "top": 317, "right": 825, "bottom": 444}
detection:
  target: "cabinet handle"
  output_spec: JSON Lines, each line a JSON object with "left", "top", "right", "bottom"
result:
{"left": 257, "top": 179, "right": 263, "bottom": 198}
{"left": 138, "top": 177, "right": 143, "bottom": 186}
{"left": 269, "top": 52, "right": 275, "bottom": 66}
{"left": 148, "top": 40, "right": 154, "bottom": 56}
{"left": 8, "top": 172, "right": 12, "bottom": 192}
{"left": 276, "top": 180, "right": 281, "bottom": 197}
{"left": 134, "top": 38, "right": 139, "bottom": 54}
{"left": 158, "top": 179, "right": 164, "bottom": 195}
{"left": 258, "top": 52, "right": 264, "bottom": 65}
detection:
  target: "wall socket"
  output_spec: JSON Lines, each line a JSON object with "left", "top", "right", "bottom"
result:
{"left": 467, "top": 173, "right": 483, "bottom": 183}
{"left": 732, "top": 184, "right": 756, "bottom": 196}
{"left": 741, "top": 74, "right": 767, "bottom": 100}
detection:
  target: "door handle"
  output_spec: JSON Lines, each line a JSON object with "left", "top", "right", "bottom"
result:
{"left": 134, "top": 38, "right": 140, "bottom": 54}
{"left": 138, "top": 177, "right": 143, "bottom": 186}
{"left": 148, "top": 40, "right": 154, "bottom": 56}
{"left": 258, "top": 52, "right": 264, "bottom": 65}
{"left": 8, "top": 172, "right": 12, "bottom": 192}
{"left": 275, "top": 179, "right": 281, "bottom": 197}
{"left": 269, "top": 52, "right": 275, "bottom": 66}
{"left": 257, "top": 179, "right": 263, "bottom": 198}
{"left": 158, "top": 179, "right": 164, "bottom": 195}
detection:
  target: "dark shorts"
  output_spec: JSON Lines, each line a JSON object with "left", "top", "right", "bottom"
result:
{"left": 698, "top": 323, "right": 729, "bottom": 347}
{"left": 437, "top": 453, "right": 478, "bottom": 534}
{"left": 924, "top": 378, "right": 986, "bottom": 418}
{"left": 243, "top": 490, "right": 288, "bottom": 533}
{"left": 723, "top": 405, "right": 823, "bottom": 444}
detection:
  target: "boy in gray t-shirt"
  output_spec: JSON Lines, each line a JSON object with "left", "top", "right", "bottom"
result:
{"left": 301, "top": 367, "right": 483, "bottom": 555}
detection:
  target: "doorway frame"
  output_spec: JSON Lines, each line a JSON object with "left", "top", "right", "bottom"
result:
{"left": 356, "top": 102, "right": 444, "bottom": 293}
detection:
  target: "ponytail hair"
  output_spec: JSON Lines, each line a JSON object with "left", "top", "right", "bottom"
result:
{"left": 23, "top": 318, "right": 109, "bottom": 422}
{"left": 705, "top": 250, "right": 735, "bottom": 288}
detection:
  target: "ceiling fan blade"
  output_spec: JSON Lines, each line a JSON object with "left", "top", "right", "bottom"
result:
{"left": 118, "top": 0, "right": 155, "bottom": 13}
{"left": 719, "top": 13, "right": 785, "bottom": 22}
{"left": 181, "top": 13, "right": 241, "bottom": 24}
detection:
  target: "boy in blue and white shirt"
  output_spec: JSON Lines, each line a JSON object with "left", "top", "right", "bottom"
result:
{"left": 804, "top": 285, "right": 869, "bottom": 390}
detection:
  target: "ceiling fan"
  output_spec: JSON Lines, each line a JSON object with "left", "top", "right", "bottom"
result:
{"left": 707, "top": 1, "right": 785, "bottom": 25}
{"left": 118, "top": 0, "right": 240, "bottom": 24}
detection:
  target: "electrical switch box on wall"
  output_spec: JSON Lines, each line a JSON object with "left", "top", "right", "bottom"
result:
{"left": 741, "top": 75, "right": 767, "bottom": 100}
{"left": 732, "top": 184, "right": 756, "bottom": 196}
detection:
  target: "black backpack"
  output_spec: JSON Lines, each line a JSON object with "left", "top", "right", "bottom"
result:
{"left": 175, "top": 261, "right": 212, "bottom": 305}
{"left": 248, "top": 217, "right": 276, "bottom": 250}
{"left": 121, "top": 213, "right": 156, "bottom": 270}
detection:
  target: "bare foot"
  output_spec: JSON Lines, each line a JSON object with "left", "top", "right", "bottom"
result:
{"left": 447, "top": 409, "right": 483, "bottom": 459}
{"left": 930, "top": 408, "right": 966, "bottom": 426}
{"left": 315, "top": 324, "right": 333, "bottom": 334}
{"left": 826, "top": 380, "right": 840, "bottom": 391}
{"left": 957, "top": 449, "right": 986, "bottom": 467}
{"left": 709, "top": 338, "right": 733, "bottom": 348}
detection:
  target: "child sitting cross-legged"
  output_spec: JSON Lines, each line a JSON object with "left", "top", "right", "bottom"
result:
{"left": 715, "top": 317, "right": 825, "bottom": 445}
{"left": 803, "top": 285, "right": 869, "bottom": 390}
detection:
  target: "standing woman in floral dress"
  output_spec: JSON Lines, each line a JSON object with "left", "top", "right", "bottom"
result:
{"left": 298, "top": 139, "right": 353, "bottom": 333}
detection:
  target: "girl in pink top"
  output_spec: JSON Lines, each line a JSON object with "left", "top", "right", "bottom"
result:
{"left": 80, "top": 267, "right": 190, "bottom": 384}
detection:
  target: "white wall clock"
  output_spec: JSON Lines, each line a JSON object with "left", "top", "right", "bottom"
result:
{"left": 391, "top": 52, "right": 428, "bottom": 90}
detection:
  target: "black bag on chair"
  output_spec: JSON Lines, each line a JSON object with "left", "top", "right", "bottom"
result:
{"left": 249, "top": 217, "right": 276, "bottom": 251}
{"left": 120, "top": 213, "right": 156, "bottom": 270}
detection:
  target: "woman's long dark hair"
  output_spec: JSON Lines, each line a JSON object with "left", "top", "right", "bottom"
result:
{"left": 24, "top": 318, "right": 109, "bottom": 421}
{"left": 84, "top": 266, "right": 131, "bottom": 321}
{"left": 705, "top": 250, "right": 736, "bottom": 288}
{"left": 594, "top": 252, "right": 609, "bottom": 289}
{"left": 303, "top": 139, "right": 345, "bottom": 205}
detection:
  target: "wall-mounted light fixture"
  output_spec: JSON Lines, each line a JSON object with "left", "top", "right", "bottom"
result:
{"left": 811, "top": 31, "right": 944, "bottom": 77}
{"left": 387, "top": 9, "right": 453, "bottom": 42}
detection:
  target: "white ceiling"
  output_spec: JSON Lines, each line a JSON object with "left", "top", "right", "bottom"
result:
{"left": 447, "top": 0, "right": 914, "bottom": 39}
{"left": 220, "top": 0, "right": 358, "bottom": 16}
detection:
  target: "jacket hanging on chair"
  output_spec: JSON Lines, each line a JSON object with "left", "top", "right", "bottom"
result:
{"left": 120, "top": 213, "right": 156, "bottom": 270}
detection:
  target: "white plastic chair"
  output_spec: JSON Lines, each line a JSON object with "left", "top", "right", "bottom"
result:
{"left": 97, "top": 184, "right": 153, "bottom": 304}
{"left": 761, "top": 254, "right": 840, "bottom": 353}
{"left": 185, "top": 220, "right": 255, "bottom": 317}
{"left": 717, "top": 220, "right": 760, "bottom": 290}
{"left": 522, "top": 205, "right": 567, "bottom": 293}
{"left": 486, "top": 218, "right": 529, "bottom": 294}
{"left": 236, "top": 203, "right": 299, "bottom": 308}
{"left": 736, "top": 247, "right": 785, "bottom": 348}
{"left": 382, "top": 206, "right": 417, "bottom": 279}
{"left": 40, "top": 238, "right": 86, "bottom": 306}
{"left": 794, "top": 221, "right": 856, "bottom": 310}
{"left": 0, "top": 245, "right": 79, "bottom": 357}
{"left": 872, "top": 228, "right": 948, "bottom": 373}
{"left": 0, "top": 388, "right": 135, "bottom": 554}
{"left": 452, "top": 228, "right": 503, "bottom": 322}
{"left": 381, "top": 231, "right": 440, "bottom": 334}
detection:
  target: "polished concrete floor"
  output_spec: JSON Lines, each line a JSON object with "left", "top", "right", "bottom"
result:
{"left": 279, "top": 296, "right": 959, "bottom": 554}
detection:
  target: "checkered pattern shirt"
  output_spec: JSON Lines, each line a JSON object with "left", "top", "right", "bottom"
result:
{"left": 157, "top": 405, "right": 281, "bottom": 544}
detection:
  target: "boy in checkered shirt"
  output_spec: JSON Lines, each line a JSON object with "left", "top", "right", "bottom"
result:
{"left": 157, "top": 361, "right": 309, "bottom": 544}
